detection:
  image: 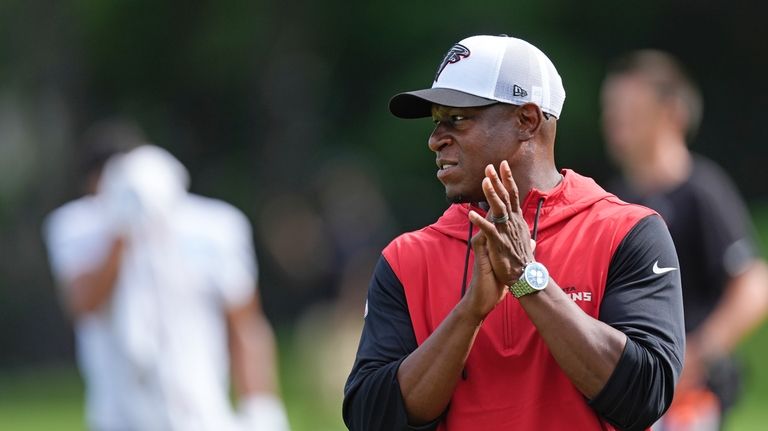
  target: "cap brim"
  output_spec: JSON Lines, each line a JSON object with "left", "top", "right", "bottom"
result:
{"left": 389, "top": 88, "right": 498, "bottom": 119}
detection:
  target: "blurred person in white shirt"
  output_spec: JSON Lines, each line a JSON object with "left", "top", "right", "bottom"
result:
{"left": 43, "top": 120, "right": 290, "bottom": 431}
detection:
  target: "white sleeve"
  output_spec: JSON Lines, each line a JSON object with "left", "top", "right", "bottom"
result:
{"left": 42, "top": 200, "right": 113, "bottom": 286}
{"left": 212, "top": 207, "right": 258, "bottom": 309}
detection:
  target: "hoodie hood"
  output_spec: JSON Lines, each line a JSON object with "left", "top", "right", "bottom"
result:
{"left": 429, "top": 169, "right": 616, "bottom": 241}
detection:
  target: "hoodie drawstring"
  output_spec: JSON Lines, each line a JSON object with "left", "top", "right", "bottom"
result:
{"left": 532, "top": 197, "right": 544, "bottom": 247}
{"left": 459, "top": 218, "right": 474, "bottom": 380}
{"left": 459, "top": 197, "right": 545, "bottom": 380}
{"left": 460, "top": 218, "right": 474, "bottom": 299}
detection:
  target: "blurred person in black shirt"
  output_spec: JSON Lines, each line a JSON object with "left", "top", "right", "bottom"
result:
{"left": 601, "top": 50, "right": 768, "bottom": 429}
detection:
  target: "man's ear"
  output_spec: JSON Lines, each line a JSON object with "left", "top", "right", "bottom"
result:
{"left": 516, "top": 103, "right": 543, "bottom": 141}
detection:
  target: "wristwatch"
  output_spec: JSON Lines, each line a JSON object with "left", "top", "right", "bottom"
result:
{"left": 508, "top": 262, "right": 549, "bottom": 298}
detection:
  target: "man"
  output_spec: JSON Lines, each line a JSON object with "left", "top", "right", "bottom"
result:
{"left": 343, "top": 35, "right": 685, "bottom": 431}
{"left": 601, "top": 50, "right": 768, "bottom": 428}
{"left": 43, "top": 122, "right": 290, "bottom": 431}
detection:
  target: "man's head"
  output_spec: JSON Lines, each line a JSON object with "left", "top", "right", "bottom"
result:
{"left": 601, "top": 50, "right": 702, "bottom": 166}
{"left": 388, "top": 35, "right": 565, "bottom": 203}
{"left": 389, "top": 35, "right": 565, "bottom": 120}
{"left": 99, "top": 145, "right": 190, "bottom": 225}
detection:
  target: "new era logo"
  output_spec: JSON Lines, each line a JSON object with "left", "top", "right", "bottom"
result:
{"left": 513, "top": 84, "right": 528, "bottom": 97}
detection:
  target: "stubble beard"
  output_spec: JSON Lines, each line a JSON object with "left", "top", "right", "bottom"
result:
{"left": 446, "top": 189, "right": 484, "bottom": 204}
{"left": 443, "top": 179, "right": 484, "bottom": 204}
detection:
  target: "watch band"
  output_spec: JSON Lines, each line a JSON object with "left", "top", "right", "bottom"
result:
{"left": 508, "top": 277, "right": 538, "bottom": 298}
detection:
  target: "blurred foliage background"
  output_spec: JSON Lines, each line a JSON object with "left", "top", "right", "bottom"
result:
{"left": 1, "top": 0, "right": 768, "bottom": 430}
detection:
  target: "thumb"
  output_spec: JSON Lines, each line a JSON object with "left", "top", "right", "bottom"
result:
{"left": 530, "top": 239, "right": 537, "bottom": 253}
{"left": 471, "top": 230, "right": 488, "bottom": 254}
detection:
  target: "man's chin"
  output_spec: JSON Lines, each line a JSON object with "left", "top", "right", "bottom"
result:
{"left": 445, "top": 186, "right": 483, "bottom": 204}
{"left": 446, "top": 192, "right": 479, "bottom": 204}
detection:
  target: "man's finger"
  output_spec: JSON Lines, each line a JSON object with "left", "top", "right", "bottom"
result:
{"left": 500, "top": 160, "right": 521, "bottom": 213}
{"left": 470, "top": 228, "right": 488, "bottom": 250}
{"left": 481, "top": 177, "right": 508, "bottom": 224}
{"left": 485, "top": 164, "right": 511, "bottom": 214}
{"left": 469, "top": 210, "right": 503, "bottom": 240}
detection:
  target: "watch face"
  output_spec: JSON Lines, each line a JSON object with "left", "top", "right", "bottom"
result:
{"left": 524, "top": 262, "right": 549, "bottom": 290}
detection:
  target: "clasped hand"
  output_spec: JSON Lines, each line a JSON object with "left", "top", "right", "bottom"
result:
{"left": 464, "top": 161, "right": 535, "bottom": 321}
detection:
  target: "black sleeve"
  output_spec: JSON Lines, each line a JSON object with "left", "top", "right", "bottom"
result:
{"left": 693, "top": 157, "right": 759, "bottom": 279}
{"left": 588, "top": 215, "right": 685, "bottom": 431}
{"left": 342, "top": 255, "right": 441, "bottom": 431}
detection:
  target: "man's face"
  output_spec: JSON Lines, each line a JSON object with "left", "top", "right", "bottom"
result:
{"left": 429, "top": 104, "right": 519, "bottom": 203}
{"left": 601, "top": 74, "right": 665, "bottom": 166}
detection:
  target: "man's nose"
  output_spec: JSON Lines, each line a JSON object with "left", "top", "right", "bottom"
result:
{"left": 428, "top": 125, "right": 451, "bottom": 153}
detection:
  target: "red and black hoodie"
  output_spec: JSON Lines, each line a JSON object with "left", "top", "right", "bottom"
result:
{"left": 344, "top": 170, "right": 684, "bottom": 431}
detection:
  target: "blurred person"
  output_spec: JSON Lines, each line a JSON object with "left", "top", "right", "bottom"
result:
{"left": 42, "top": 121, "right": 289, "bottom": 431}
{"left": 344, "top": 35, "right": 684, "bottom": 431}
{"left": 601, "top": 50, "right": 768, "bottom": 429}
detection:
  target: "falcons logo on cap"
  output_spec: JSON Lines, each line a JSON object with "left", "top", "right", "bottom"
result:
{"left": 435, "top": 43, "right": 470, "bottom": 82}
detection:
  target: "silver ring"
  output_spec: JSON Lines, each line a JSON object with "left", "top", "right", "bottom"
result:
{"left": 489, "top": 213, "right": 509, "bottom": 224}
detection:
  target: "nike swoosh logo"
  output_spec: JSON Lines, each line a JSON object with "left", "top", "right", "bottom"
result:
{"left": 652, "top": 260, "right": 677, "bottom": 275}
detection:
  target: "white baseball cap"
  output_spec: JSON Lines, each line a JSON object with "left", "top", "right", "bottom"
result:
{"left": 389, "top": 35, "right": 566, "bottom": 119}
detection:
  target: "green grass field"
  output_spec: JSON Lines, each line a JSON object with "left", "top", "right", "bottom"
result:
{"left": 2, "top": 326, "right": 768, "bottom": 431}
{"left": 0, "top": 330, "right": 347, "bottom": 431}
{"left": 724, "top": 322, "right": 768, "bottom": 430}
{"left": 2, "top": 204, "right": 768, "bottom": 430}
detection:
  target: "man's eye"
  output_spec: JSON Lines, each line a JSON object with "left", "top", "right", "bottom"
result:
{"left": 432, "top": 115, "right": 467, "bottom": 126}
